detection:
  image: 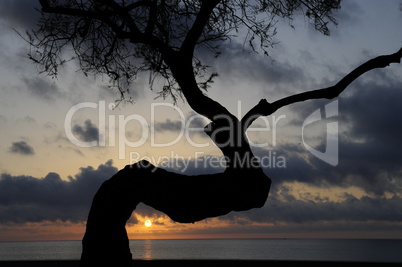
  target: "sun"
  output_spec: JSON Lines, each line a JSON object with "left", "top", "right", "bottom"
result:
{"left": 144, "top": 219, "right": 152, "bottom": 227}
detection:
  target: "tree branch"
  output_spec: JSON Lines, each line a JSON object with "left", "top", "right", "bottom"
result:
{"left": 38, "top": 0, "right": 167, "bottom": 48}
{"left": 180, "top": 0, "right": 221, "bottom": 56}
{"left": 39, "top": 0, "right": 133, "bottom": 39}
{"left": 241, "top": 47, "right": 402, "bottom": 130}
{"left": 145, "top": 0, "right": 157, "bottom": 36}
{"left": 94, "top": 0, "right": 142, "bottom": 37}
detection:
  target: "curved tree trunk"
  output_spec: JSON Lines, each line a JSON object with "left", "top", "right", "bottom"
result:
{"left": 80, "top": 120, "right": 270, "bottom": 266}
{"left": 80, "top": 160, "right": 271, "bottom": 266}
{"left": 80, "top": 173, "right": 139, "bottom": 267}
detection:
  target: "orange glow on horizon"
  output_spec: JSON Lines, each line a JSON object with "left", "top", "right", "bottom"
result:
{"left": 2, "top": 214, "right": 402, "bottom": 242}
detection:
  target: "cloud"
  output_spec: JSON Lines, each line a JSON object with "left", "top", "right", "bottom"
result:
{"left": 72, "top": 119, "right": 100, "bottom": 143}
{"left": 154, "top": 113, "right": 208, "bottom": 133}
{"left": 213, "top": 41, "right": 308, "bottom": 97}
{"left": 270, "top": 67, "right": 402, "bottom": 197}
{"left": 9, "top": 141, "right": 35, "bottom": 155}
{"left": 22, "top": 77, "right": 64, "bottom": 101}
{"left": 0, "top": 160, "right": 117, "bottom": 223}
{"left": 0, "top": 0, "right": 40, "bottom": 30}
{"left": 152, "top": 114, "right": 210, "bottom": 144}
{"left": 0, "top": 157, "right": 401, "bottom": 236}
{"left": 155, "top": 154, "right": 402, "bottom": 229}
{"left": 218, "top": 184, "right": 402, "bottom": 230}
{"left": 335, "top": 0, "right": 362, "bottom": 26}
{"left": 153, "top": 119, "right": 184, "bottom": 132}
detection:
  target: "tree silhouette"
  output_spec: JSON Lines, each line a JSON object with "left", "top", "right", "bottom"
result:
{"left": 27, "top": 1, "right": 402, "bottom": 266}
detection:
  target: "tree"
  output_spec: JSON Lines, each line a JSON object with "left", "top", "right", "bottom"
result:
{"left": 26, "top": 0, "right": 401, "bottom": 266}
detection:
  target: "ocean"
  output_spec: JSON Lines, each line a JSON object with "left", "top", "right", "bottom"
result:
{"left": 0, "top": 239, "right": 401, "bottom": 262}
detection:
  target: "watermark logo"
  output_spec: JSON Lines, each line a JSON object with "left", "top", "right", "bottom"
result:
{"left": 64, "top": 101, "right": 286, "bottom": 160}
{"left": 64, "top": 99, "right": 339, "bottom": 170}
{"left": 130, "top": 150, "right": 286, "bottom": 173}
{"left": 302, "top": 100, "right": 338, "bottom": 166}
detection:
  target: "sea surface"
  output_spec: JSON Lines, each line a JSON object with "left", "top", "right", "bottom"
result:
{"left": 0, "top": 239, "right": 401, "bottom": 262}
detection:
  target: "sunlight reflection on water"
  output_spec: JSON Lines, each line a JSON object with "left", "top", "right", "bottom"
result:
{"left": 1, "top": 239, "right": 402, "bottom": 262}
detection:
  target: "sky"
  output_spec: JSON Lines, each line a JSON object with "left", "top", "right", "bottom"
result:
{"left": 0, "top": 0, "right": 402, "bottom": 242}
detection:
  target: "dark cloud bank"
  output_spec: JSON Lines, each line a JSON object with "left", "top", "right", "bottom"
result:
{"left": 1, "top": 155, "right": 401, "bottom": 232}
{"left": 0, "top": 161, "right": 117, "bottom": 224}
